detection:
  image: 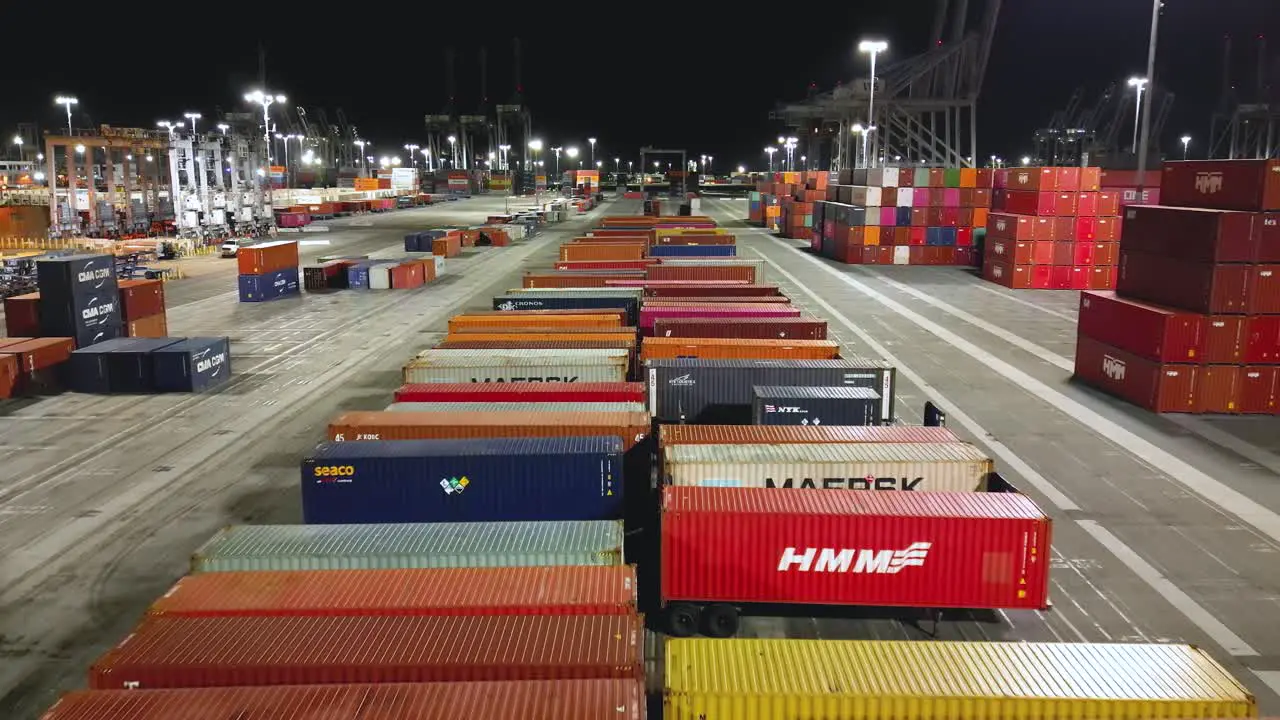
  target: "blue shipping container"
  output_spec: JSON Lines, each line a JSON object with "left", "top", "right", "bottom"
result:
{"left": 36, "top": 254, "right": 118, "bottom": 300}
{"left": 647, "top": 244, "right": 736, "bottom": 258}
{"left": 403, "top": 234, "right": 420, "bottom": 252}
{"left": 238, "top": 267, "right": 301, "bottom": 302}
{"left": 896, "top": 206, "right": 912, "bottom": 226}
{"left": 150, "top": 337, "right": 231, "bottom": 392}
{"left": 109, "top": 338, "right": 184, "bottom": 393}
{"left": 346, "top": 262, "right": 372, "bottom": 289}
{"left": 301, "top": 436, "right": 624, "bottom": 524}
{"left": 67, "top": 337, "right": 139, "bottom": 393}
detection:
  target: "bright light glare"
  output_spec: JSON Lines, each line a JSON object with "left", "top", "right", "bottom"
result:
{"left": 565, "top": 146, "right": 579, "bottom": 158}
{"left": 858, "top": 40, "right": 888, "bottom": 53}
{"left": 528, "top": 139, "right": 543, "bottom": 151}
{"left": 74, "top": 144, "right": 85, "bottom": 154}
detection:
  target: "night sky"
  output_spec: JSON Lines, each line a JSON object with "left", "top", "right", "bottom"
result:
{"left": 4, "top": 1, "right": 1276, "bottom": 170}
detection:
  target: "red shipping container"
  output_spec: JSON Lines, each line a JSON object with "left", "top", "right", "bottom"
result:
{"left": 1051, "top": 242, "right": 1075, "bottom": 266}
{"left": 860, "top": 246, "right": 879, "bottom": 264}
{"left": 1031, "top": 264, "right": 1053, "bottom": 289}
{"left": 1092, "top": 242, "right": 1118, "bottom": 266}
{"left": 1089, "top": 266, "right": 1115, "bottom": 290}
{"left": 1070, "top": 266, "right": 1090, "bottom": 290}
{"left": 1050, "top": 216, "right": 1072, "bottom": 242}
{"left": 1027, "top": 241, "right": 1051, "bottom": 265}
{"left": 653, "top": 318, "right": 827, "bottom": 340}
{"left": 1028, "top": 217, "right": 1055, "bottom": 241}
{"left": 1248, "top": 265, "right": 1280, "bottom": 313}
{"left": 1076, "top": 192, "right": 1099, "bottom": 216}
{"left": 907, "top": 227, "right": 925, "bottom": 245}
{"left": 1004, "top": 167, "right": 1056, "bottom": 191}
{"left": 982, "top": 260, "right": 1028, "bottom": 289}
{"left": 996, "top": 190, "right": 1055, "bottom": 216}
{"left": 1244, "top": 316, "right": 1280, "bottom": 364}
{"left": 643, "top": 284, "right": 778, "bottom": 297}
{"left": 1117, "top": 251, "right": 1251, "bottom": 314}
{"left": 89, "top": 614, "right": 642, "bottom": 689}
{"left": 1192, "top": 365, "right": 1242, "bottom": 413}
{"left": 1121, "top": 205, "right": 1269, "bottom": 263}
{"left": 124, "top": 313, "right": 168, "bottom": 338}
{"left": 1239, "top": 366, "right": 1279, "bottom": 413}
{"left": 42, "top": 681, "right": 646, "bottom": 720}
{"left": 1078, "top": 291, "right": 1203, "bottom": 363}
{"left": 1204, "top": 316, "right": 1247, "bottom": 364}
{"left": 659, "top": 486, "right": 1051, "bottom": 619}
{"left": 1051, "top": 265, "right": 1072, "bottom": 289}
{"left": 117, "top": 279, "right": 166, "bottom": 321}
{"left": 1080, "top": 167, "right": 1102, "bottom": 191}
{"left": 237, "top": 240, "right": 299, "bottom": 276}
{"left": 1096, "top": 216, "right": 1122, "bottom": 242}
{"left": 1160, "top": 159, "right": 1280, "bottom": 212}
{"left": 390, "top": 261, "right": 425, "bottom": 289}
{"left": 394, "top": 382, "right": 645, "bottom": 403}
{"left": 972, "top": 188, "right": 992, "bottom": 207}
{"left": 1073, "top": 242, "right": 1094, "bottom": 265}
{"left": 3, "top": 293, "right": 40, "bottom": 337}
{"left": 659, "top": 424, "right": 961, "bottom": 447}
{"left": 908, "top": 246, "right": 926, "bottom": 265}
{"left": 554, "top": 260, "right": 656, "bottom": 271}
{"left": 0, "top": 353, "right": 17, "bottom": 398}
{"left": 1074, "top": 217, "right": 1099, "bottom": 241}
{"left": 150, "top": 567, "right": 637, "bottom": 617}
{"left": 1096, "top": 191, "right": 1122, "bottom": 216}
{"left": 1074, "top": 334, "right": 1197, "bottom": 412}
{"left": 954, "top": 246, "right": 978, "bottom": 266}
{"left": 876, "top": 246, "right": 894, "bottom": 264}
{"left": 985, "top": 238, "right": 1031, "bottom": 265}
{"left": 1, "top": 337, "right": 74, "bottom": 372}
{"left": 1052, "top": 192, "right": 1079, "bottom": 216}
{"left": 976, "top": 168, "right": 995, "bottom": 188}
{"left": 956, "top": 227, "right": 974, "bottom": 247}
{"left": 1056, "top": 167, "right": 1081, "bottom": 191}
{"left": 1101, "top": 169, "right": 1161, "bottom": 188}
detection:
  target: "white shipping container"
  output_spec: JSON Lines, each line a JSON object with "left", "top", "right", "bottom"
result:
{"left": 414, "top": 348, "right": 630, "bottom": 363}
{"left": 386, "top": 401, "right": 646, "bottom": 413}
{"left": 896, "top": 189, "right": 914, "bottom": 207}
{"left": 368, "top": 262, "right": 397, "bottom": 290}
{"left": 663, "top": 442, "right": 994, "bottom": 492}
{"left": 850, "top": 186, "right": 882, "bottom": 207}
{"left": 893, "top": 246, "right": 911, "bottom": 265}
{"left": 403, "top": 349, "right": 629, "bottom": 384}
{"left": 429, "top": 255, "right": 446, "bottom": 276}
{"left": 882, "top": 167, "right": 900, "bottom": 187}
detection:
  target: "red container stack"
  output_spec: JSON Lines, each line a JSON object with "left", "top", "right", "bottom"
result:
{"left": 117, "top": 278, "right": 168, "bottom": 337}
{"left": 982, "top": 165, "right": 1118, "bottom": 290}
{"left": 1073, "top": 159, "right": 1280, "bottom": 414}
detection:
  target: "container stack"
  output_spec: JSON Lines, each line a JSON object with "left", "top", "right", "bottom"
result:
{"left": 117, "top": 278, "right": 167, "bottom": 337}
{"left": 981, "top": 165, "right": 1120, "bottom": 290}
{"left": 236, "top": 240, "right": 300, "bottom": 302}
{"left": 1073, "top": 158, "right": 1280, "bottom": 414}
{"left": 37, "top": 254, "right": 122, "bottom": 346}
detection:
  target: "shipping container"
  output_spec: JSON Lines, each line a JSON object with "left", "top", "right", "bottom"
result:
{"left": 149, "top": 337, "right": 230, "bottom": 392}
{"left": 663, "top": 638, "right": 1254, "bottom": 718}
{"left": 123, "top": 313, "right": 168, "bottom": 338}
{"left": 328, "top": 410, "right": 650, "bottom": 450}
{"left": 639, "top": 305, "right": 801, "bottom": 330}
{"left": 395, "top": 382, "right": 645, "bottom": 403}
{"left": 236, "top": 240, "right": 300, "bottom": 276}
{"left": 387, "top": 401, "right": 646, "bottom": 413}
{"left": 36, "top": 254, "right": 118, "bottom": 299}
{"left": 434, "top": 340, "right": 635, "bottom": 361}
{"left": 38, "top": 286, "right": 122, "bottom": 347}
{"left": 1077, "top": 291, "right": 1204, "bottom": 362}
{"left": 238, "top": 267, "right": 301, "bottom": 302}
{"left": 1117, "top": 250, "right": 1251, "bottom": 314}
{"left": 647, "top": 358, "right": 896, "bottom": 424}
{"left": 664, "top": 442, "right": 993, "bottom": 492}
{"left": 640, "top": 337, "right": 839, "bottom": 361}
{"left": 1240, "top": 366, "right": 1279, "bottom": 413}
{"left": 403, "top": 349, "right": 629, "bottom": 384}
{"left": 752, "top": 386, "right": 881, "bottom": 426}
{"left": 660, "top": 424, "right": 961, "bottom": 447}
{"left": 2, "top": 292, "right": 40, "bottom": 337}
{"left": 1074, "top": 333, "right": 1197, "bottom": 412}
{"left": 653, "top": 318, "right": 826, "bottom": 340}
{"left": 640, "top": 283, "right": 780, "bottom": 297}
{"left": 302, "top": 436, "right": 624, "bottom": 524}
{"left": 1120, "top": 205, "right": 1273, "bottom": 263}
{"left": 642, "top": 296, "right": 791, "bottom": 305}
{"left": 1160, "top": 158, "right": 1280, "bottom": 211}
{"left": 1205, "top": 315, "right": 1248, "bottom": 363}
{"left": 659, "top": 487, "right": 1049, "bottom": 635}
{"left": 493, "top": 290, "right": 641, "bottom": 325}
{"left": 89, "top": 614, "right": 644, "bottom": 689}
{"left": 192, "top": 520, "right": 625, "bottom": 573}
{"left": 647, "top": 265, "right": 757, "bottom": 283}
{"left": 449, "top": 313, "right": 622, "bottom": 332}
{"left": 151, "top": 565, "right": 637, "bottom": 617}
{"left": 116, "top": 278, "right": 165, "bottom": 321}
{"left": 42, "top": 681, "right": 647, "bottom": 720}
{"left": 0, "top": 336, "right": 74, "bottom": 373}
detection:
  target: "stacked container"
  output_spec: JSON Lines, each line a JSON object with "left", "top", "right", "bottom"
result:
{"left": 117, "top": 278, "right": 167, "bottom": 337}
{"left": 37, "top": 254, "right": 122, "bottom": 347}
{"left": 1074, "top": 158, "right": 1280, "bottom": 414}
{"left": 237, "top": 240, "right": 300, "bottom": 302}
{"left": 981, "top": 165, "right": 1119, "bottom": 290}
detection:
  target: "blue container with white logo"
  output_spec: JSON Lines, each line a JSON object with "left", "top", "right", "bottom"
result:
{"left": 301, "top": 436, "right": 624, "bottom": 524}
{"left": 647, "top": 244, "right": 736, "bottom": 257}
{"left": 238, "top": 267, "right": 300, "bottom": 302}
{"left": 346, "top": 262, "right": 372, "bottom": 289}
{"left": 67, "top": 338, "right": 139, "bottom": 393}
{"left": 150, "top": 337, "right": 231, "bottom": 392}
{"left": 37, "top": 254, "right": 119, "bottom": 300}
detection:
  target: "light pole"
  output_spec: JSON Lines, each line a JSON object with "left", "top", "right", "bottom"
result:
{"left": 11, "top": 135, "right": 22, "bottom": 162}
{"left": 157, "top": 120, "right": 177, "bottom": 138}
{"left": 614, "top": 157, "right": 620, "bottom": 179}
{"left": 707, "top": 155, "right": 713, "bottom": 174}
{"left": 354, "top": 140, "right": 368, "bottom": 175}
{"left": 501, "top": 144, "right": 513, "bottom": 171}
{"left": 446, "top": 135, "right": 457, "bottom": 168}
{"left": 217, "top": 123, "right": 230, "bottom": 135}
{"left": 404, "top": 144, "right": 420, "bottom": 169}
{"left": 764, "top": 146, "right": 777, "bottom": 172}
{"left": 422, "top": 148, "right": 431, "bottom": 172}
{"left": 244, "top": 90, "right": 286, "bottom": 162}
{"left": 785, "top": 137, "right": 798, "bottom": 171}
{"left": 1136, "top": 0, "right": 1161, "bottom": 190}
{"left": 55, "top": 95, "right": 78, "bottom": 135}
{"left": 588, "top": 137, "right": 596, "bottom": 166}
{"left": 528, "top": 139, "right": 543, "bottom": 176}
{"left": 1181, "top": 134, "right": 1191, "bottom": 160}
{"left": 800, "top": 155, "right": 807, "bottom": 171}
{"left": 275, "top": 133, "right": 294, "bottom": 185}
{"left": 184, "top": 112, "right": 202, "bottom": 134}
{"left": 858, "top": 40, "right": 888, "bottom": 168}
{"left": 1127, "top": 76, "right": 1148, "bottom": 153}
{"left": 565, "top": 145, "right": 578, "bottom": 173}
{"left": 850, "top": 124, "right": 865, "bottom": 168}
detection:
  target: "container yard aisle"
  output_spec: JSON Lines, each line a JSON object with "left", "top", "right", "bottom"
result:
{"left": 701, "top": 196, "right": 1280, "bottom": 709}
{"left": 0, "top": 195, "right": 600, "bottom": 718}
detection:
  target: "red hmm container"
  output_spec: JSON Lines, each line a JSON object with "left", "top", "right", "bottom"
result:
{"left": 1204, "top": 316, "right": 1247, "bottom": 364}
{"left": 1120, "top": 205, "right": 1271, "bottom": 263}
{"left": 1160, "top": 159, "right": 1280, "bottom": 212}
{"left": 986, "top": 212, "right": 1036, "bottom": 241}
{"left": 1117, "top": 250, "right": 1251, "bottom": 314}
{"left": 1239, "top": 366, "right": 1279, "bottom": 413}
{"left": 395, "top": 382, "right": 645, "bottom": 403}
{"left": 88, "top": 614, "right": 643, "bottom": 689}
{"left": 42, "top": 681, "right": 647, "bottom": 720}
{"left": 646, "top": 265, "right": 757, "bottom": 283}
{"left": 1245, "top": 316, "right": 1280, "bottom": 364}
{"left": 659, "top": 486, "right": 1051, "bottom": 614}
{"left": 984, "top": 238, "right": 1034, "bottom": 265}
{"left": 1194, "top": 365, "right": 1243, "bottom": 414}
{"left": 1073, "top": 334, "right": 1197, "bottom": 413}
{"left": 149, "top": 566, "right": 637, "bottom": 617}
{"left": 554, "top": 260, "right": 656, "bottom": 271}
{"left": 1077, "top": 291, "right": 1204, "bottom": 362}
{"left": 237, "top": 240, "right": 300, "bottom": 276}
{"left": 652, "top": 318, "right": 827, "bottom": 340}
{"left": 2, "top": 293, "right": 41, "bottom": 337}
{"left": 994, "top": 190, "right": 1055, "bottom": 216}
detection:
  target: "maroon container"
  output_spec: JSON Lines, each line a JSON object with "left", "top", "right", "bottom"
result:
{"left": 1204, "top": 316, "right": 1247, "bottom": 364}
{"left": 1073, "top": 334, "right": 1197, "bottom": 413}
{"left": 3, "top": 293, "right": 41, "bottom": 337}
{"left": 986, "top": 213, "right": 1035, "bottom": 241}
{"left": 1160, "top": 159, "right": 1280, "bottom": 212}
{"left": 1120, "top": 205, "right": 1271, "bottom": 263}
{"left": 642, "top": 284, "right": 778, "bottom": 297}
{"left": 1117, "top": 250, "right": 1251, "bottom": 314}
{"left": 1002, "top": 167, "right": 1057, "bottom": 191}
{"left": 652, "top": 317, "right": 827, "bottom": 340}
{"left": 1248, "top": 265, "right": 1280, "bottom": 314}
{"left": 1194, "top": 366, "right": 1243, "bottom": 414}
{"left": 1239, "top": 366, "right": 1279, "bottom": 413}
{"left": 1244, "top": 316, "right": 1280, "bottom": 364}
{"left": 995, "top": 190, "right": 1055, "bottom": 216}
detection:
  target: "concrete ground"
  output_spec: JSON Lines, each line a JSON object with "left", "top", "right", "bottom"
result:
{"left": 2, "top": 192, "right": 1280, "bottom": 716}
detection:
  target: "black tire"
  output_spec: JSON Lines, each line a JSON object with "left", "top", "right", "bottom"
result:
{"left": 701, "top": 604, "right": 740, "bottom": 638}
{"left": 666, "top": 603, "right": 701, "bottom": 638}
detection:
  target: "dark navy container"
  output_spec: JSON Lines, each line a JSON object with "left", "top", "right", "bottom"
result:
{"left": 238, "top": 267, "right": 301, "bottom": 302}
{"left": 751, "top": 385, "right": 883, "bottom": 426}
{"left": 37, "top": 254, "right": 118, "bottom": 299}
{"left": 301, "top": 435, "right": 624, "bottom": 524}
{"left": 40, "top": 288, "right": 123, "bottom": 347}
{"left": 647, "top": 244, "right": 736, "bottom": 258}
{"left": 150, "top": 337, "right": 231, "bottom": 392}
{"left": 896, "top": 206, "right": 912, "bottom": 226}
{"left": 346, "top": 262, "right": 372, "bottom": 289}
{"left": 109, "top": 338, "right": 183, "bottom": 393}
{"left": 67, "top": 338, "right": 138, "bottom": 393}
{"left": 926, "top": 227, "right": 945, "bottom": 246}
{"left": 492, "top": 292, "right": 640, "bottom": 326}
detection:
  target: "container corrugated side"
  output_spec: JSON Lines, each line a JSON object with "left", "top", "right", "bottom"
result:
{"left": 414, "top": 348, "right": 630, "bottom": 364}
{"left": 151, "top": 565, "right": 637, "bottom": 617}
{"left": 653, "top": 318, "right": 827, "bottom": 340}
{"left": 327, "top": 411, "right": 652, "bottom": 450}
{"left": 663, "top": 638, "right": 1255, "bottom": 720}
{"left": 89, "top": 614, "right": 644, "bottom": 688}
{"left": 404, "top": 351, "right": 629, "bottom": 384}
{"left": 640, "top": 337, "right": 839, "bottom": 361}
{"left": 448, "top": 314, "right": 622, "bottom": 331}
{"left": 659, "top": 425, "right": 961, "bottom": 446}
{"left": 394, "top": 382, "right": 645, "bottom": 403}
{"left": 664, "top": 442, "right": 992, "bottom": 492}
{"left": 191, "top": 521, "right": 625, "bottom": 572}
{"left": 42, "top": 681, "right": 647, "bottom": 720}
{"left": 387, "top": 401, "right": 647, "bottom": 414}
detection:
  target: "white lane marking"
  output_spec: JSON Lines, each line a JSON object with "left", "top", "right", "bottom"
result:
{"left": 745, "top": 240, "right": 1279, "bottom": 665}
{"left": 1075, "top": 520, "right": 1256, "bottom": 656}
{"left": 1163, "top": 415, "right": 1280, "bottom": 478}
{"left": 962, "top": 278, "right": 1079, "bottom": 322}
{"left": 1254, "top": 671, "right": 1280, "bottom": 703}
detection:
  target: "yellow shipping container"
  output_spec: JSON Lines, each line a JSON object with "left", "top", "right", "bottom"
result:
{"left": 664, "top": 639, "right": 1256, "bottom": 720}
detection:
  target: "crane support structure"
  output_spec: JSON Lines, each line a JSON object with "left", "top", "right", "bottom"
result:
{"left": 639, "top": 147, "right": 688, "bottom": 197}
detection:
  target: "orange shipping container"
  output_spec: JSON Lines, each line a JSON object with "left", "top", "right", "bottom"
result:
{"left": 523, "top": 274, "right": 641, "bottom": 289}
{"left": 0, "top": 353, "right": 18, "bottom": 398}
{"left": 647, "top": 265, "right": 757, "bottom": 283}
{"left": 448, "top": 314, "right": 622, "bottom": 333}
{"left": 559, "top": 243, "right": 647, "bottom": 262}
{"left": 0, "top": 337, "right": 74, "bottom": 371}
{"left": 390, "top": 261, "right": 425, "bottom": 289}
{"left": 124, "top": 313, "right": 168, "bottom": 338}
{"left": 573, "top": 235, "right": 652, "bottom": 243}
{"left": 237, "top": 240, "right": 299, "bottom": 276}
{"left": 640, "top": 337, "right": 841, "bottom": 361}
{"left": 433, "top": 235, "right": 462, "bottom": 257}
{"left": 458, "top": 309, "right": 629, "bottom": 325}
{"left": 445, "top": 331, "right": 638, "bottom": 344}
{"left": 328, "top": 410, "right": 651, "bottom": 451}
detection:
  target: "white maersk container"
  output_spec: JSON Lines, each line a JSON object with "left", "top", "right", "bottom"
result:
{"left": 402, "top": 348, "right": 629, "bottom": 384}
{"left": 368, "top": 262, "right": 397, "bottom": 289}
{"left": 428, "top": 255, "right": 446, "bottom": 276}
{"left": 386, "top": 401, "right": 647, "bottom": 413}
{"left": 663, "top": 442, "right": 995, "bottom": 492}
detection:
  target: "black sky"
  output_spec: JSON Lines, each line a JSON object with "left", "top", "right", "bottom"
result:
{"left": 4, "top": 0, "right": 1277, "bottom": 170}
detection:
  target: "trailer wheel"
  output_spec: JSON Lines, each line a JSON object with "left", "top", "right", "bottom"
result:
{"left": 701, "top": 604, "right": 739, "bottom": 638}
{"left": 666, "top": 604, "right": 701, "bottom": 637}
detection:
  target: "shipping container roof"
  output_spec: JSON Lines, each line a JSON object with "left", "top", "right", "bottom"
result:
{"left": 662, "top": 486, "right": 1045, "bottom": 519}
{"left": 310, "top": 435, "right": 623, "bottom": 459}
{"left": 665, "top": 441, "right": 988, "bottom": 465}
{"left": 645, "top": 357, "right": 891, "bottom": 369}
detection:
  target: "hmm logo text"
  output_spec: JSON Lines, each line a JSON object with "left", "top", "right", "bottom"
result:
{"left": 1102, "top": 354, "right": 1126, "bottom": 381}
{"left": 1194, "top": 171, "right": 1224, "bottom": 195}
{"left": 440, "top": 475, "right": 470, "bottom": 494}
{"left": 314, "top": 465, "right": 355, "bottom": 483}
{"left": 778, "top": 542, "right": 932, "bottom": 574}
{"left": 469, "top": 376, "right": 579, "bottom": 383}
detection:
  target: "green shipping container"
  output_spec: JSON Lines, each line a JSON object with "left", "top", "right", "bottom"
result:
{"left": 914, "top": 167, "right": 932, "bottom": 186}
{"left": 944, "top": 168, "right": 962, "bottom": 187}
{"left": 191, "top": 520, "right": 625, "bottom": 573}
